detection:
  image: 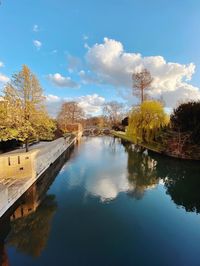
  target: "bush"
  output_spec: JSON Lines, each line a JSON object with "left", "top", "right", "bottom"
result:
{"left": 171, "top": 101, "right": 200, "bottom": 144}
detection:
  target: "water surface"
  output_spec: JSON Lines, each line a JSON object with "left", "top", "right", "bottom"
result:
{"left": 1, "top": 136, "right": 200, "bottom": 266}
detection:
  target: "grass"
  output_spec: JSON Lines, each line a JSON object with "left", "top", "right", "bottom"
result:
{"left": 111, "top": 130, "right": 200, "bottom": 160}
{"left": 111, "top": 130, "right": 165, "bottom": 154}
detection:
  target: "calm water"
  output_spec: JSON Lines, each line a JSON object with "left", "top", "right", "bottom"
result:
{"left": 1, "top": 136, "right": 200, "bottom": 266}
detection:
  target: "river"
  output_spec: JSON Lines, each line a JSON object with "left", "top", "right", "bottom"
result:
{"left": 1, "top": 136, "right": 200, "bottom": 266}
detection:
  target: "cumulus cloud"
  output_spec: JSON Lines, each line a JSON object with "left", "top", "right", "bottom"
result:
{"left": 85, "top": 37, "right": 200, "bottom": 107}
{"left": 77, "top": 94, "right": 105, "bottom": 114}
{"left": 0, "top": 73, "right": 9, "bottom": 84}
{"left": 48, "top": 73, "right": 79, "bottom": 88}
{"left": 79, "top": 70, "right": 102, "bottom": 85}
{"left": 0, "top": 62, "right": 9, "bottom": 85}
{"left": 46, "top": 94, "right": 61, "bottom": 102}
{"left": 45, "top": 93, "right": 105, "bottom": 117}
{"left": 33, "top": 40, "right": 42, "bottom": 50}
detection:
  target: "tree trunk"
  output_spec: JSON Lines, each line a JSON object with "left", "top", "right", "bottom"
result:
{"left": 25, "top": 139, "right": 29, "bottom": 152}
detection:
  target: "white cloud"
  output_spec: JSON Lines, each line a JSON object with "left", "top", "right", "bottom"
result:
{"left": 48, "top": 73, "right": 79, "bottom": 88}
{"left": 46, "top": 94, "right": 61, "bottom": 102}
{"left": 45, "top": 93, "right": 105, "bottom": 117}
{"left": 33, "top": 40, "right": 42, "bottom": 50}
{"left": 0, "top": 62, "right": 4, "bottom": 68}
{"left": 77, "top": 94, "right": 105, "bottom": 114}
{"left": 79, "top": 70, "right": 102, "bottom": 85}
{"left": 33, "top": 24, "right": 39, "bottom": 32}
{"left": 0, "top": 73, "right": 9, "bottom": 83}
{"left": 85, "top": 37, "right": 200, "bottom": 107}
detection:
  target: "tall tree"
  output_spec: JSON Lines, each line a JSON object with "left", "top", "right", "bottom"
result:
{"left": 2, "top": 65, "right": 55, "bottom": 151}
{"left": 57, "top": 101, "right": 85, "bottom": 133}
{"left": 103, "top": 101, "right": 125, "bottom": 127}
{"left": 127, "top": 100, "right": 169, "bottom": 143}
{"left": 84, "top": 116, "right": 105, "bottom": 128}
{"left": 132, "top": 68, "right": 153, "bottom": 104}
{"left": 170, "top": 101, "right": 200, "bottom": 144}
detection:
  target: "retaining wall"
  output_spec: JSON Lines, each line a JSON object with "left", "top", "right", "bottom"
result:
{"left": 0, "top": 137, "right": 76, "bottom": 218}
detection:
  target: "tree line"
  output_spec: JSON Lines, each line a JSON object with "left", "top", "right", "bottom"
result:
{"left": 0, "top": 65, "right": 127, "bottom": 151}
{"left": 1, "top": 65, "right": 199, "bottom": 154}
{"left": 126, "top": 68, "right": 200, "bottom": 156}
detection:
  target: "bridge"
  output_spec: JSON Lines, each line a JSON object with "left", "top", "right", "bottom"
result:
{"left": 82, "top": 127, "right": 111, "bottom": 136}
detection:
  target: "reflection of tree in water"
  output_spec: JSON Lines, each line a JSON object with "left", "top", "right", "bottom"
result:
{"left": 153, "top": 153, "right": 200, "bottom": 213}
{"left": 0, "top": 244, "right": 9, "bottom": 266}
{"left": 108, "top": 137, "right": 122, "bottom": 154}
{"left": 122, "top": 140, "right": 159, "bottom": 199}
{"left": 7, "top": 194, "right": 57, "bottom": 257}
{"left": 122, "top": 138, "right": 200, "bottom": 213}
{"left": 0, "top": 219, "right": 10, "bottom": 266}
{"left": 1, "top": 148, "right": 74, "bottom": 259}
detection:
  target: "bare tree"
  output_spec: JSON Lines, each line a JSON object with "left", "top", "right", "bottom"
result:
{"left": 103, "top": 101, "right": 125, "bottom": 127}
{"left": 57, "top": 101, "right": 85, "bottom": 132}
{"left": 132, "top": 68, "right": 153, "bottom": 104}
{"left": 84, "top": 116, "right": 105, "bottom": 128}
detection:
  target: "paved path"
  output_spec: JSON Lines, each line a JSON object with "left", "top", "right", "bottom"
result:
{"left": 0, "top": 137, "right": 75, "bottom": 218}
{"left": 5, "top": 140, "right": 62, "bottom": 155}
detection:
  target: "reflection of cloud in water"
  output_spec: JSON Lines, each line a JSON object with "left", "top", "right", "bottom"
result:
{"left": 67, "top": 160, "right": 131, "bottom": 202}
{"left": 66, "top": 137, "right": 132, "bottom": 201}
{"left": 66, "top": 137, "right": 160, "bottom": 202}
{"left": 85, "top": 173, "right": 130, "bottom": 202}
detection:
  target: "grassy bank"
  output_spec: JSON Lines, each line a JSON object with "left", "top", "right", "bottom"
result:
{"left": 112, "top": 130, "right": 200, "bottom": 160}
{"left": 111, "top": 131, "right": 165, "bottom": 154}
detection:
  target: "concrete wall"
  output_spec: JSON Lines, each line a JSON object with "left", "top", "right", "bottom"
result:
{"left": 0, "top": 137, "right": 76, "bottom": 180}
{"left": 0, "top": 151, "right": 37, "bottom": 180}
{"left": 36, "top": 137, "right": 74, "bottom": 176}
{"left": 0, "top": 137, "right": 76, "bottom": 218}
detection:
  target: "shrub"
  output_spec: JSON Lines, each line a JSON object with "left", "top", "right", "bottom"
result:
{"left": 171, "top": 101, "right": 200, "bottom": 144}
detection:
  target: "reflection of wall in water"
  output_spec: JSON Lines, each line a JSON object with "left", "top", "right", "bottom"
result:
{"left": 10, "top": 185, "right": 39, "bottom": 220}
{"left": 0, "top": 217, "right": 10, "bottom": 266}
{"left": 10, "top": 147, "right": 73, "bottom": 221}
{"left": 0, "top": 142, "right": 75, "bottom": 260}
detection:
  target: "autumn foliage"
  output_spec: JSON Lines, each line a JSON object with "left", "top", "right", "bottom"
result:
{"left": 0, "top": 65, "right": 56, "bottom": 151}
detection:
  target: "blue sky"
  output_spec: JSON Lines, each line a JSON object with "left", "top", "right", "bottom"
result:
{"left": 1, "top": 0, "right": 200, "bottom": 115}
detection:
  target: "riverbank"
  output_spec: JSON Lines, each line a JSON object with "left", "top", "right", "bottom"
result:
{"left": 112, "top": 131, "right": 163, "bottom": 153}
{"left": 112, "top": 131, "right": 200, "bottom": 160}
{"left": 0, "top": 136, "right": 77, "bottom": 218}
{"left": 1, "top": 136, "right": 200, "bottom": 266}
